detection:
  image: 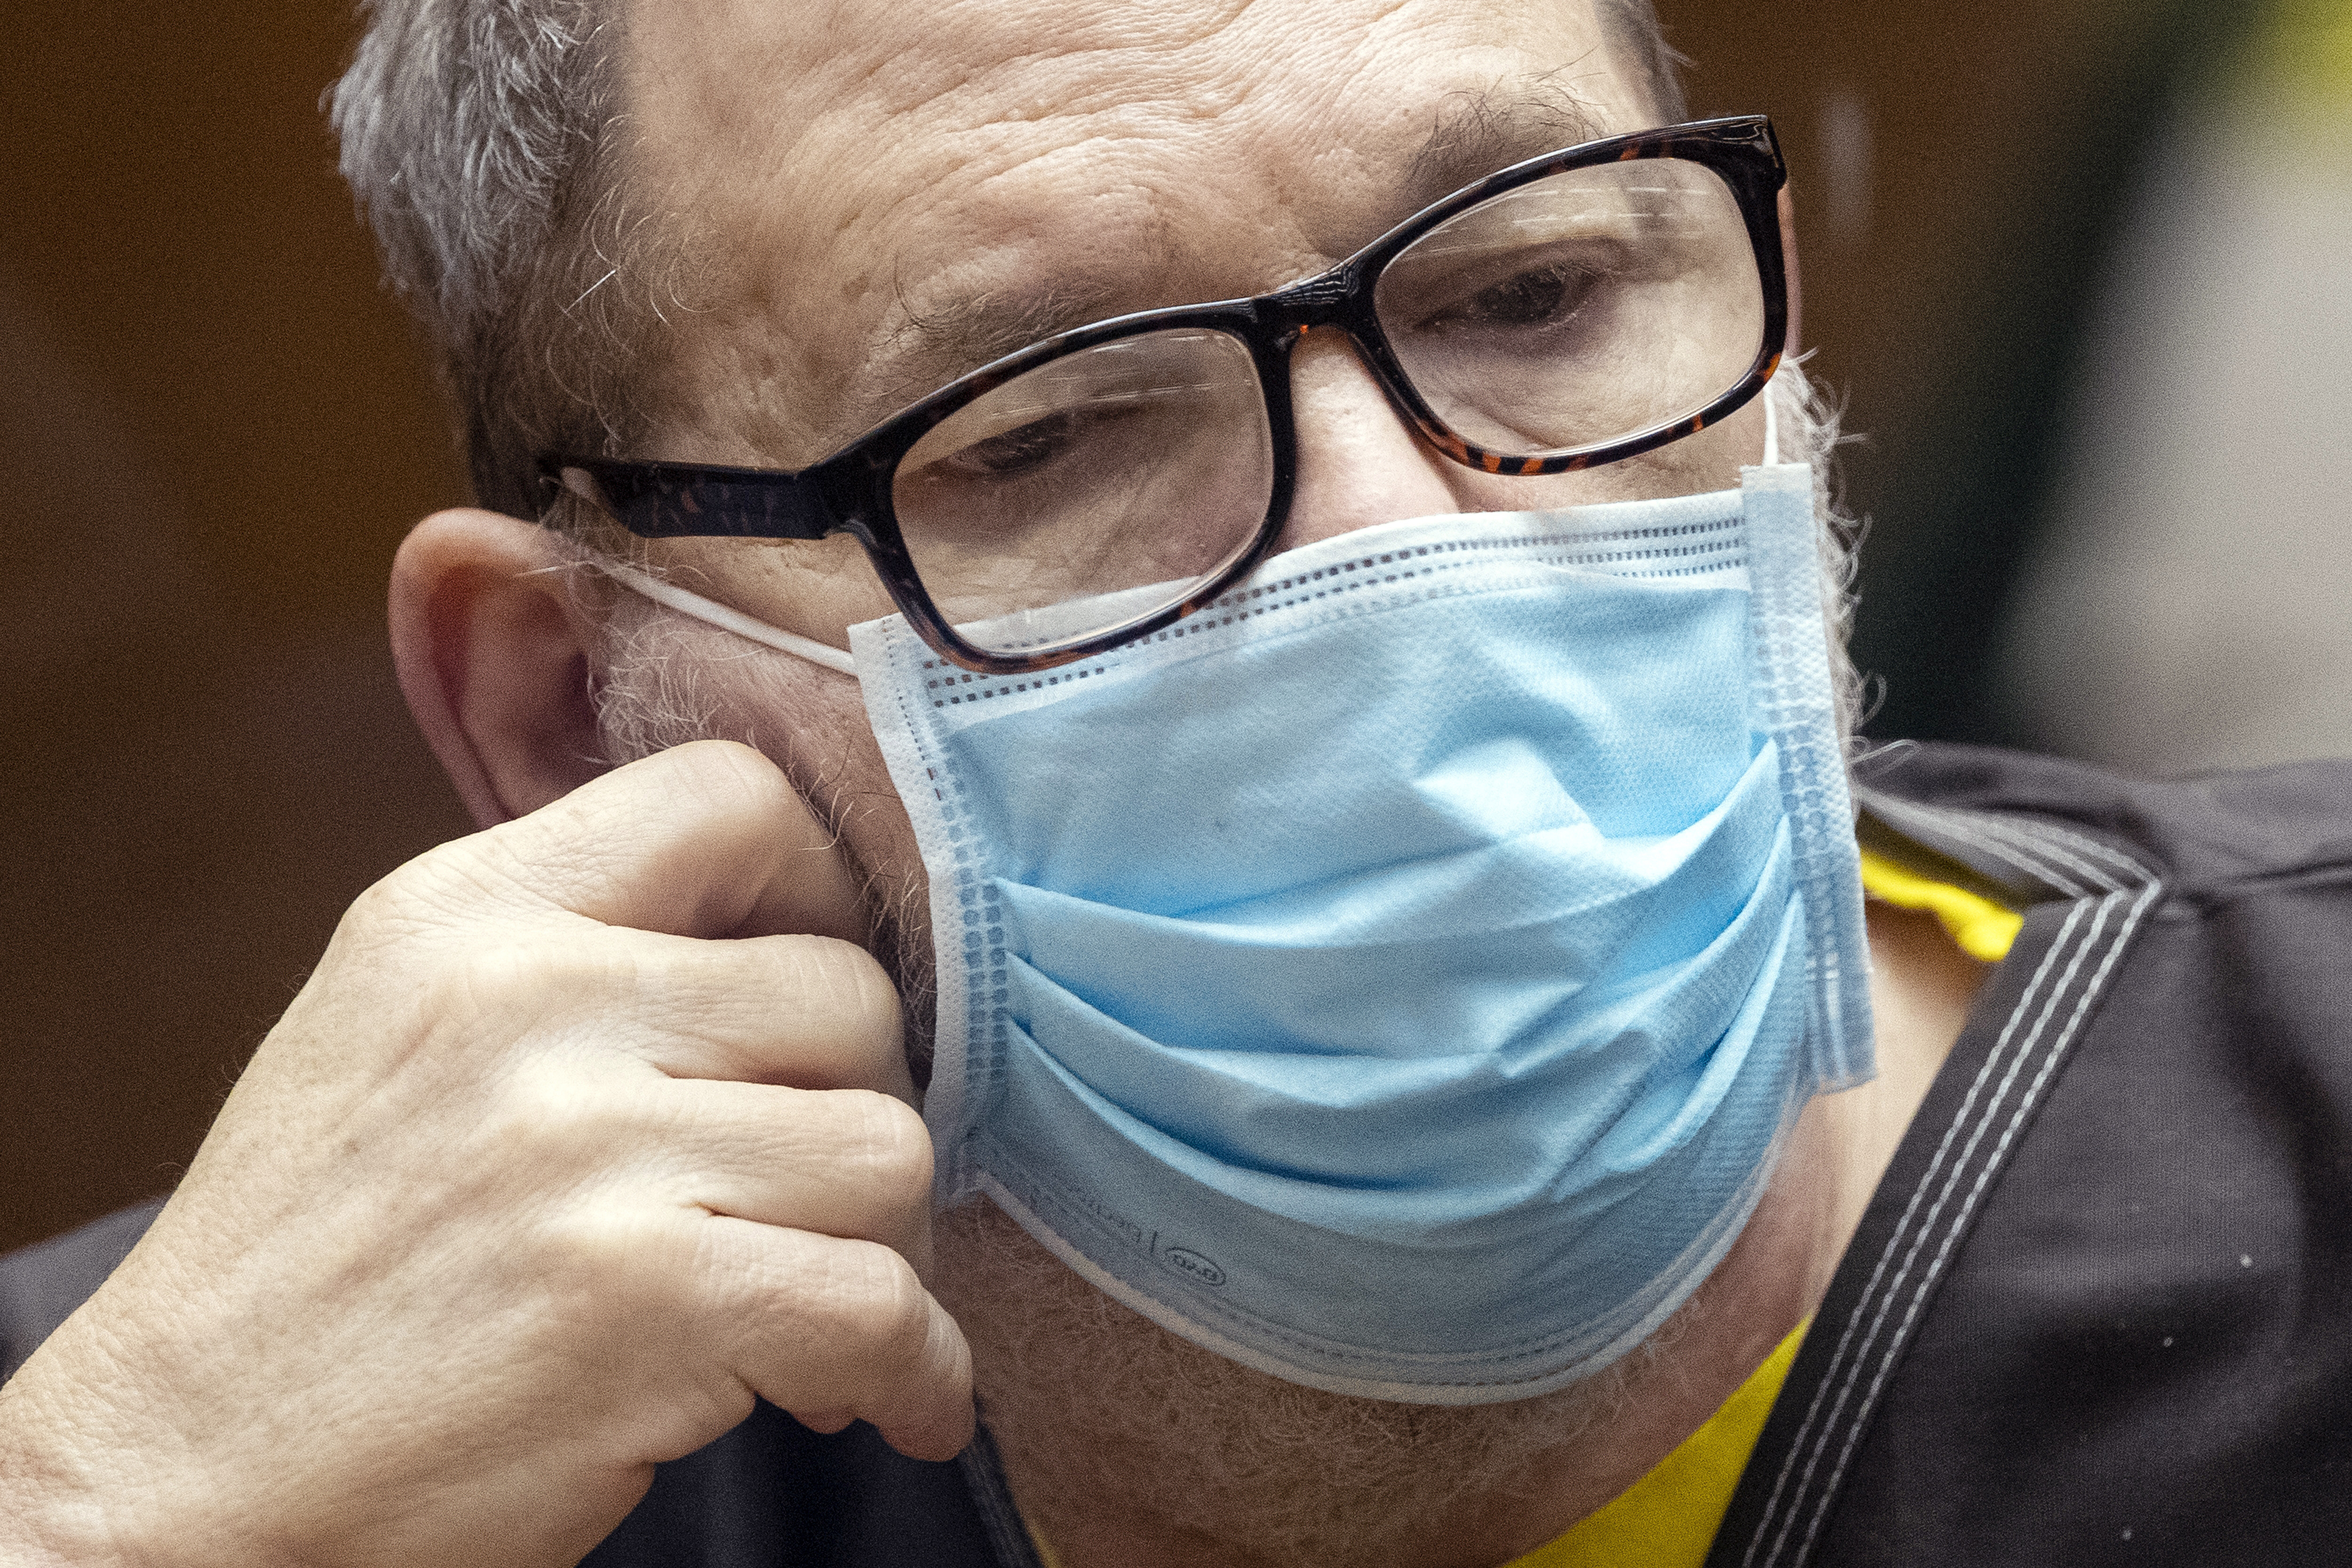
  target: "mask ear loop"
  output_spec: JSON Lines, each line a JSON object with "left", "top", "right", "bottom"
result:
{"left": 1762, "top": 369, "right": 1782, "bottom": 468}
{"left": 590, "top": 557, "right": 860, "bottom": 677}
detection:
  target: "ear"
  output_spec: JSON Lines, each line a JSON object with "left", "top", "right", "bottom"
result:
{"left": 389, "top": 509, "right": 610, "bottom": 829}
{"left": 1779, "top": 184, "right": 1804, "bottom": 357}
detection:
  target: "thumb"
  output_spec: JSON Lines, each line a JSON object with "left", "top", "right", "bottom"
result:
{"left": 726, "top": 761, "right": 868, "bottom": 946}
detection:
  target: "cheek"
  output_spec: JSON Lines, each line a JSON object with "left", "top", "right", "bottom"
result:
{"left": 689, "top": 642, "right": 944, "bottom": 1071}
{"left": 813, "top": 684, "right": 931, "bottom": 943}
{"left": 743, "top": 664, "right": 924, "bottom": 914}
{"left": 665, "top": 535, "right": 900, "bottom": 653}
{"left": 637, "top": 625, "right": 932, "bottom": 963}
{"left": 1441, "top": 396, "right": 1769, "bottom": 514}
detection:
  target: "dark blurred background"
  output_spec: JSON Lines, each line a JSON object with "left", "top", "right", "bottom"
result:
{"left": 5, "top": 0, "right": 2343, "bottom": 1253}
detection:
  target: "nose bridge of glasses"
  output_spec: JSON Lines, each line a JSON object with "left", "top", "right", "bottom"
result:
{"left": 1261, "top": 265, "right": 1364, "bottom": 334}
{"left": 1261, "top": 264, "right": 1427, "bottom": 428}
{"left": 1262, "top": 288, "right": 1470, "bottom": 479}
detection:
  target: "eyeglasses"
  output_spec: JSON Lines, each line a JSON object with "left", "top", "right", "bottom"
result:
{"left": 543, "top": 115, "right": 1790, "bottom": 675}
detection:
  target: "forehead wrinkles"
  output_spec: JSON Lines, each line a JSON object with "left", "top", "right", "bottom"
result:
{"left": 626, "top": 0, "right": 1623, "bottom": 461}
{"left": 629, "top": 0, "right": 1329, "bottom": 268}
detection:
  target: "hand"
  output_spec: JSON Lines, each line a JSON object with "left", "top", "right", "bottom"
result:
{"left": 0, "top": 741, "right": 972, "bottom": 1567}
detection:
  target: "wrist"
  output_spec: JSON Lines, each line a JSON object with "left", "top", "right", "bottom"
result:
{"left": 0, "top": 1349, "right": 269, "bottom": 1568}
{"left": 0, "top": 1386, "right": 129, "bottom": 1568}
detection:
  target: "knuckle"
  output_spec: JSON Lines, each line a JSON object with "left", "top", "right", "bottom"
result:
{"left": 335, "top": 860, "right": 466, "bottom": 952}
{"left": 656, "top": 739, "right": 794, "bottom": 820}
{"left": 474, "top": 1056, "right": 641, "bottom": 1170}
{"left": 859, "top": 1250, "right": 936, "bottom": 1355}
{"left": 837, "top": 1092, "right": 932, "bottom": 1206}
{"left": 473, "top": 820, "right": 636, "bottom": 917}
{"left": 776, "top": 934, "right": 867, "bottom": 999}
{"left": 364, "top": 833, "right": 541, "bottom": 935}
{"left": 842, "top": 948, "right": 906, "bottom": 1041}
{"left": 810, "top": 1240, "right": 930, "bottom": 1352}
{"left": 779, "top": 939, "right": 904, "bottom": 1045}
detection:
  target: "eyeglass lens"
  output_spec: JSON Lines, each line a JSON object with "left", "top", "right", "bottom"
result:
{"left": 889, "top": 156, "right": 1763, "bottom": 658}
{"left": 1374, "top": 161, "right": 1763, "bottom": 456}
{"left": 891, "top": 329, "right": 1275, "bottom": 655}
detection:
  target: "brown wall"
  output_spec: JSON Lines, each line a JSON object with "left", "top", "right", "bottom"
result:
{"left": 1680, "top": 0, "right": 2152, "bottom": 432}
{"left": 1, "top": 0, "right": 2161, "bottom": 1253}
{"left": 2, "top": 3, "right": 469, "bottom": 1252}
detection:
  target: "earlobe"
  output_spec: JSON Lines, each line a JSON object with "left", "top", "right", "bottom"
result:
{"left": 389, "top": 509, "right": 610, "bottom": 828}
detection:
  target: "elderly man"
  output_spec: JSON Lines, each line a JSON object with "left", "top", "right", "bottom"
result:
{"left": 4, "top": 1, "right": 2349, "bottom": 1565}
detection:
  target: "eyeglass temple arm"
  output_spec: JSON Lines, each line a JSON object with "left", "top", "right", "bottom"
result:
{"left": 545, "top": 459, "right": 838, "bottom": 541}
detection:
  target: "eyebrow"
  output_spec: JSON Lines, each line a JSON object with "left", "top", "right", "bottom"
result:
{"left": 843, "top": 75, "right": 1616, "bottom": 440}
{"left": 854, "top": 275, "right": 1141, "bottom": 435}
{"left": 1401, "top": 76, "right": 1613, "bottom": 213}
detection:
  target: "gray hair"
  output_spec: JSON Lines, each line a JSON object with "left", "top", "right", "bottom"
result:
{"left": 1596, "top": 0, "right": 1688, "bottom": 122}
{"left": 329, "top": 0, "right": 643, "bottom": 519}
{"left": 328, "top": 1, "right": 1690, "bottom": 521}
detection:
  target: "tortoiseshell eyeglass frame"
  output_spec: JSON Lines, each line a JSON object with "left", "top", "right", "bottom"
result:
{"left": 540, "top": 115, "right": 1790, "bottom": 676}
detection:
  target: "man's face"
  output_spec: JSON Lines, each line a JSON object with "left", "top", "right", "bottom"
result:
{"left": 542, "top": 9, "right": 1796, "bottom": 1542}
{"left": 604, "top": 0, "right": 1768, "bottom": 979}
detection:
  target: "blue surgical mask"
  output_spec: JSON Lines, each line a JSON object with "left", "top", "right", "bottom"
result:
{"left": 600, "top": 455, "right": 1874, "bottom": 1405}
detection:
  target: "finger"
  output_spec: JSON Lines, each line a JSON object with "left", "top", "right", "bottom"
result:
{"left": 704, "top": 1219, "right": 976, "bottom": 1463}
{"left": 590, "top": 930, "right": 910, "bottom": 1101}
{"left": 793, "top": 1408, "right": 857, "bottom": 1435}
{"left": 390, "top": 740, "right": 866, "bottom": 942}
{"left": 657, "top": 1082, "right": 934, "bottom": 1270}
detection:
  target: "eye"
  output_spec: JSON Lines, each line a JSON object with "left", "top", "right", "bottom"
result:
{"left": 939, "top": 411, "right": 1082, "bottom": 479}
{"left": 1438, "top": 262, "right": 1605, "bottom": 333}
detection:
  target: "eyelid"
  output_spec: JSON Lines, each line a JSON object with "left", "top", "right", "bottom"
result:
{"left": 942, "top": 379, "right": 1224, "bottom": 448}
{"left": 1402, "top": 215, "right": 1640, "bottom": 267}
{"left": 906, "top": 329, "right": 1251, "bottom": 462}
{"left": 1382, "top": 240, "right": 1626, "bottom": 325}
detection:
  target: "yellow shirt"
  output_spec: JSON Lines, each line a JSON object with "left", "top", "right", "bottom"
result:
{"left": 1503, "top": 1321, "right": 1807, "bottom": 1568}
{"left": 1033, "top": 851, "right": 2017, "bottom": 1568}
{"left": 1853, "top": 847, "right": 2023, "bottom": 963}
